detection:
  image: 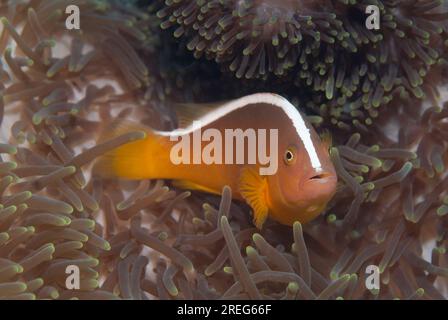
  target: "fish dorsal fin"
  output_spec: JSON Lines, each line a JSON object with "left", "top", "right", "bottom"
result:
{"left": 172, "top": 179, "right": 221, "bottom": 195}
{"left": 320, "top": 129, "right": 333, "bottom": 151}
{"left": 172, "top": 101, "right": 227, "bottom": 129}
{"left": 93, "top": 119, "right": 153, "bottom": 179}
{"left": 238, "top": 167, "right": 269, "bottom": 229}
{"left": 98, "top": 119, "right": 151, "bottom": 144}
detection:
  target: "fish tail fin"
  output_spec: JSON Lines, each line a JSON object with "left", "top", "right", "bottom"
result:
{"left": 93, "top": 120, "right": 156, "bottom": 179}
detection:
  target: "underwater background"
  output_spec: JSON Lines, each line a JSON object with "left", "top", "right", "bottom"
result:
{"left": 0, "top": 0, "right": 447, "bottom": 299}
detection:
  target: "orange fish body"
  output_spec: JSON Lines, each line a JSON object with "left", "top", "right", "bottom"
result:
{"left": 94, "top": 93, "right": 337, "bottom": 228}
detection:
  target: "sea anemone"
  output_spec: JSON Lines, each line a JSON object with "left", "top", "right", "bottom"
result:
{"left": 0, "top": 0, "right": 446, "bottom": 300}
{"left": 155, "top": 0, "right": 448, "bottom": 130}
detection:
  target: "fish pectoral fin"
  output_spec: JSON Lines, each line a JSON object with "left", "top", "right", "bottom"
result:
{"left": 238, "top": 167, "right": 269, "bottom": 229}
{"left": 173, "top": 180, "right": 220, "bottom": 195}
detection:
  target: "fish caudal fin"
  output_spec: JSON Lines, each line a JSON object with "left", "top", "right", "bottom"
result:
{"left": 93, "top": 120, "right": 155, "bottom": 179}
{"left": 238, "top": 167, "right": 269, "bottom": 229}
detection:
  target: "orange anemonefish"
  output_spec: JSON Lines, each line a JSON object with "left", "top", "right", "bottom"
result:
{"left": 94, "top": 93, "right": 337, "bottom": 229}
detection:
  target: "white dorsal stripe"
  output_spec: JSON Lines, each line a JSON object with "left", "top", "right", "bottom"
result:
{"left": 155, "top": 93, "right": 322, "bottom": 170}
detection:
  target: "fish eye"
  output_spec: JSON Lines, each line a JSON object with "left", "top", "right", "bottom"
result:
{"left": 284, "top": 147, "right": 296, "bottom": 165}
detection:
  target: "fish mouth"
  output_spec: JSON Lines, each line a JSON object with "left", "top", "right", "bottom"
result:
{"left": 304, "top": 172, "right": 338, "bottom": 195}
{"left": 307, "top": 171, "right": 335, "bottom": 182}
{"left": 292, "top": 171, "right": 337, "bottom": 206}
{"left": 271, "top": 172, "right": 337, "bottom": 209}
